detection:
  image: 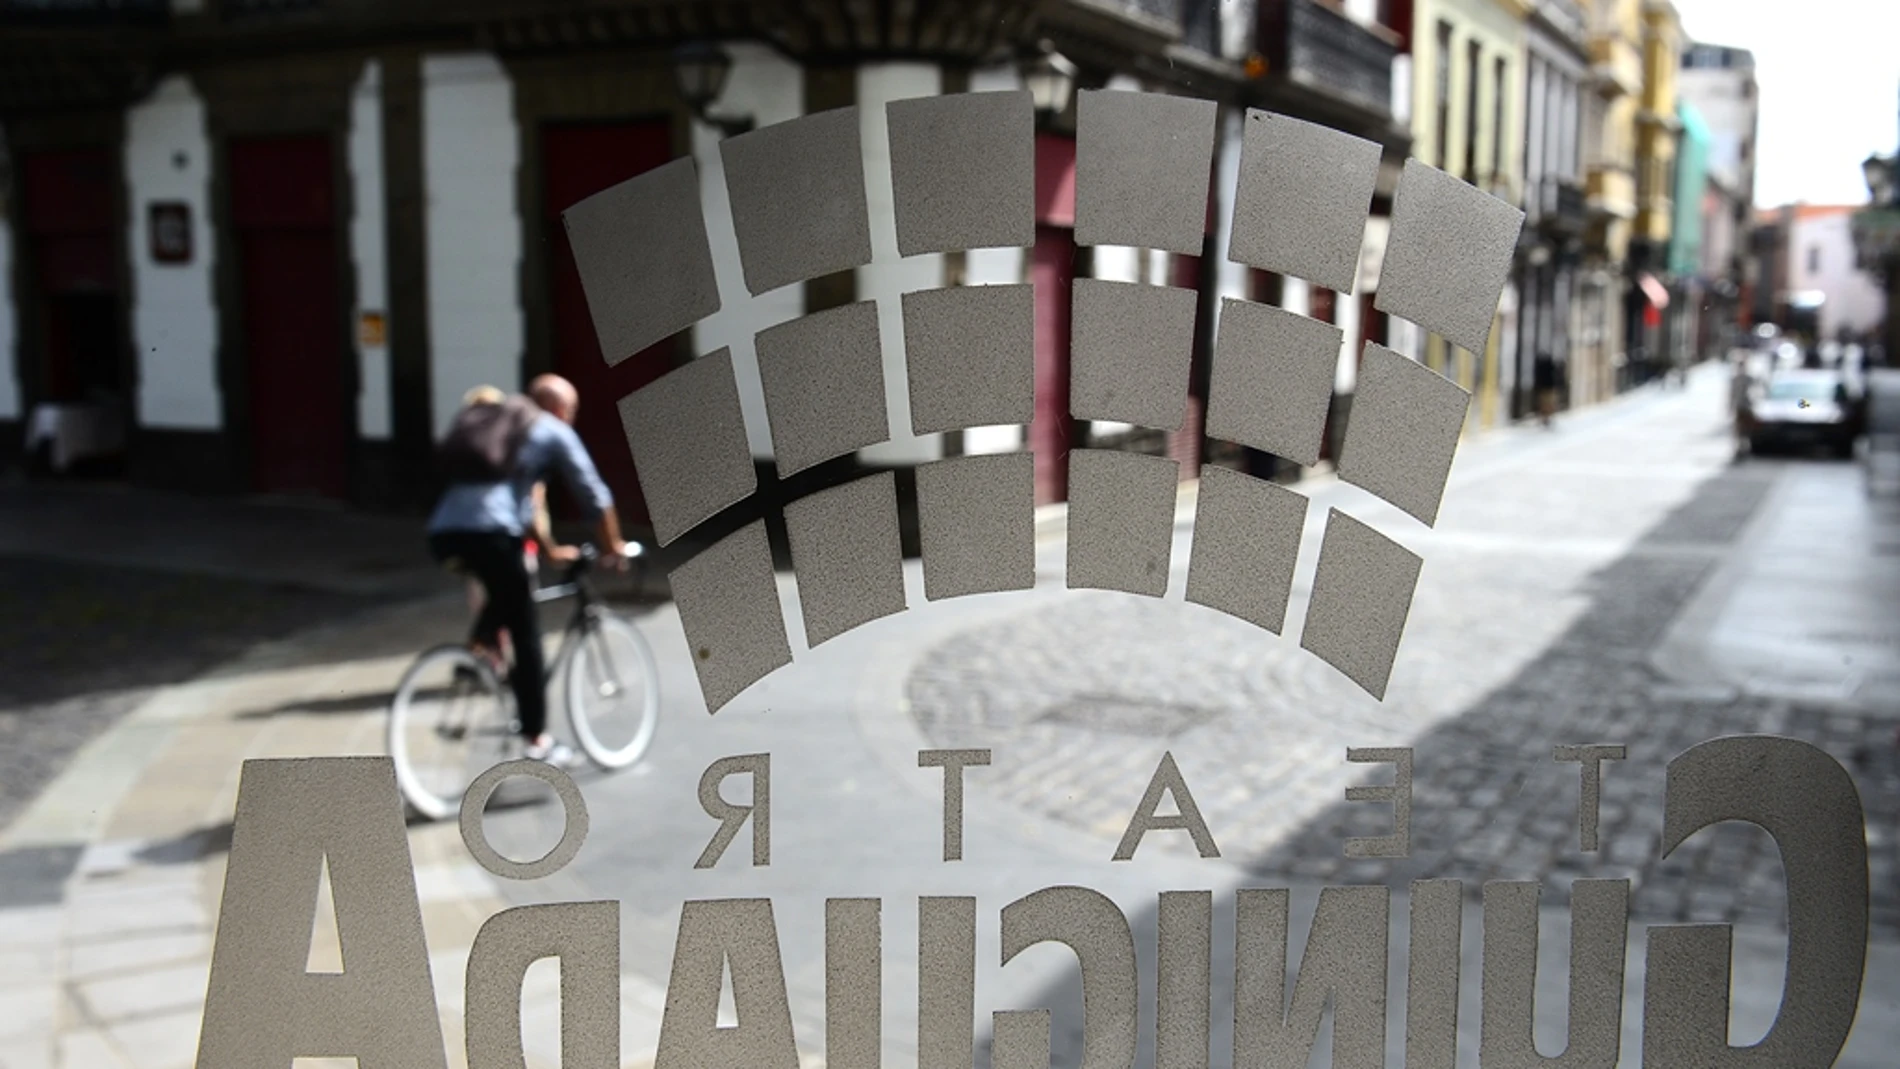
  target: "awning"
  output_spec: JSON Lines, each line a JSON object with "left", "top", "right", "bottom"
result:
{"left": 1639, "top": 273, "right": 1671, "bottom": 309}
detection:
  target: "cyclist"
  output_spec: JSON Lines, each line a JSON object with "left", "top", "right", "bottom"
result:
{"left": 427, "top": 374, "right": 630, "bottom": 767}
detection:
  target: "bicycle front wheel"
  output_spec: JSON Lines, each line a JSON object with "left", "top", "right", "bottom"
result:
{"left": 565, "top": 610, "right": 661, "bottom": 770}
{"left": 388, "top": 645, "right": 515, "bottom": 820}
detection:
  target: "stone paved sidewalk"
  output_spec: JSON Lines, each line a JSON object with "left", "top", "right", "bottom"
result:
{"left": 0, "top": 593, "right": 685, "bottom": 1069}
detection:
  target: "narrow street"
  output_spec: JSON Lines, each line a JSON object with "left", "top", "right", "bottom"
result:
{"left": 2, "top": 363, "right": 1897, "bottom": 1067}
{"left": 483, "top": 361, "right": 1900, "bottom": 1065}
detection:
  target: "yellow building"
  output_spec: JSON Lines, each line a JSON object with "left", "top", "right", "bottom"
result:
{"left": 1627, "top": 0, "right": 1683, "bottom": 382}
{"left": 1407, "top": 0, "right": 1527, "bottom": 431}
{"left": 1579, "top": 0, "right": 1643, "bottom": 404}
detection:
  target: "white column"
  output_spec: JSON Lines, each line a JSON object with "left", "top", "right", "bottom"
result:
{"left": 855, "top": 61, "right": 947, "bottom": 467}
{"left": 1282, "top": 276, "right": 1311, "bottom": 318}
{"left": 125, "top": 75, "right": 219, "bottom": 430}
{"left": 1336, "top": 284, "right": 1362, "bottom": 394}
{"left": 692, "top": 43, "right": 805, "bottom": 459}
{"left": 959, "top": 63, "right": 1030, "bottom": 456}
{"left": 349, "top": 60, "right": 391, "bottom": 440}
{"left": 422, "top": 53, "right": 522, "bottom": 436}
{"left": 1212, "top": 106, "right": 1250, "bottom": 303}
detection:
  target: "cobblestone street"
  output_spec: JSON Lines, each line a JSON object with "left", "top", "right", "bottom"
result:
{"left": 907, "top": 375, "right": 1900, "bottom": 934}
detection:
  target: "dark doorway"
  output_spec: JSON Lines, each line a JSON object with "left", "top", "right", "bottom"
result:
{"left": 228, "top": 134, "right": 348, "bottom": 499}
{"left": 20, "top": 149, "right": 124, "bottom": 405}
{"left": 540, "top": 118, "right": 676, "bottom": 530}
{"left": 19, "top": 148, "right": 127, "bottom": 477}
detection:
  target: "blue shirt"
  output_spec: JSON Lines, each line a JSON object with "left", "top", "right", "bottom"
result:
{"left": 427, "top": 414, "right": 614, "bottom": 537}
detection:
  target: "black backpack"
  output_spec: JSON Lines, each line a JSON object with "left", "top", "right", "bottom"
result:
{"left": 438, "top": 395, "right": 541, "bottom": 484}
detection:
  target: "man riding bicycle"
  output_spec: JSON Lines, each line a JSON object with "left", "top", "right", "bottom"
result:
{"left": 427, "top": 373, "right": 631, "bottom": 767}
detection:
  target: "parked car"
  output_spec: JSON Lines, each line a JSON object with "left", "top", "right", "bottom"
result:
{"left": 1740, "top": 369, "right": 1860, "bottom": 457}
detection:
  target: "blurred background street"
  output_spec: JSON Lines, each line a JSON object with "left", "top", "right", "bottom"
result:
{"left": 3, "top": 364, "right": 1900, "bottom": 1066}
{"left": 4, "top": 0, "right": 1900, "bottom": 1066}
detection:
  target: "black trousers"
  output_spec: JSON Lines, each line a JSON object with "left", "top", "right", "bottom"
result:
{"left": 428, "top": 531, "right": 545, "bottom": 740}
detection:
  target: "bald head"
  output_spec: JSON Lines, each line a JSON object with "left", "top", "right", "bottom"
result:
{"left": 528, "top": 374, "right": 579, "bottom": 423}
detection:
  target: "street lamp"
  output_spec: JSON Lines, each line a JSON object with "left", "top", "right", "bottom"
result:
{"left": 673, "top": 41, "right": 753, "bottom": 139}
{"left": 1019, "top": 40, "right": 1077, "bottom": 124}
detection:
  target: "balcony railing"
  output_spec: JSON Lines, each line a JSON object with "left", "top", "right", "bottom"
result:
{"left": 0, "top": 0, "right": 168, "bottom": 25}
{"left": 1067, "top": 0, "right": 1183, "bottom": 35}
{"left": 1257, "top": 0, "right": 1398, "bottom": 122}
{"left": 1532, "top": 0, "right": 1588, "bottom": 46}
{"left": 1538, "top": 175, "right": 1588, "bottom": 232}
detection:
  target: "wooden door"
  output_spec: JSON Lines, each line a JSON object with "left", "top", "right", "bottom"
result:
{"left": 1030, "top": 225, "right": 1076, "bottom": 506}
{"left": 541, "top": 119, "right": 676, "bottom": 529}
{"left": 229, "top": 134, "right": 347, "bottom": 498}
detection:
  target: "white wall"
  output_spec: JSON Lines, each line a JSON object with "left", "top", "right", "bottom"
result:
{"left": 692, "top": 43, "right": 805, "bottom": 459}
{"left": 1221, "top": 0, "right": 1257, "bottom": 62}
{"left": 349, "top": 60, "right": 391, "bottom": 440}
{"left": 1791, "top": 212, "right": 1885, "bottom": 339}
{"left": 854, "top": 62, "right": 947, "bottom": 467}
{"left": 124, "top": 75, "right": 220, "bottom": 430}
{"left": 1678, "top": 67, "right": 1756, "bottom": 198}
{"left": 960, "top": 64, "right": 1030, "bottom": 456}
{"left": 0, "top": 218, "right": 15, "bottom": 421}
{"left": 423, "top": 53, "right": 522, "bottom": 436}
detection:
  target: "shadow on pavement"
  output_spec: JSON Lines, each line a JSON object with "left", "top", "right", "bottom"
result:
{"left": 994, "top": 458, "right": 1900, "bottom": 1064}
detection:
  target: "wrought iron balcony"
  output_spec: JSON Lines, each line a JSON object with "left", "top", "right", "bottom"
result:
{"left": 1538, "top": 175, "right": 1588, "bottom": 233}
{"left": 1256, "top": 0, "right": 1397, "bottom": 123}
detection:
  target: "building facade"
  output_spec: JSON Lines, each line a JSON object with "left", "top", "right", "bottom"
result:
{"left": 1665, "top": 98, "right": 1709, "bottom": 373}
{"left": 1786, "top": 206, "right": 1889, "bottom": 343}
{"left": 0, "top": 0, "right": 1423, "bottom": 528}
{"left": 1577, "top": 0, "right": 1640, "bottom": 405}
{"left": 1677, "top": 41, "right": 1757, "bottom": 360}
{"left": 1508, "top": 0, "right": 1589, "bottom": 421}
{"left": 1625, "top": 0, "right": 1682, "bottom": 386}
{"left": 1404, "top": 0, "right": 1526, "bottom": 430}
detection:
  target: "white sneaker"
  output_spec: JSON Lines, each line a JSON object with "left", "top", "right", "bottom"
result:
{"left": 522, "top": 738, "right": 580, "bottom": 769}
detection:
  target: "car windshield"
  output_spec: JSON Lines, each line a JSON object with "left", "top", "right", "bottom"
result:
{"left": 1765, "top": 378, "right": 1837, "bottom": 401}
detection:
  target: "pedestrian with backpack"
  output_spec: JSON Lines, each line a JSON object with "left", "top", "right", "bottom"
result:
{"left": 426, "top": 374, "right": 631, "bottom": 767}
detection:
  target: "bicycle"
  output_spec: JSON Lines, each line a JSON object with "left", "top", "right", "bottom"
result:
{"left": 387, "top": 542, "right": 661, "bottom": 820}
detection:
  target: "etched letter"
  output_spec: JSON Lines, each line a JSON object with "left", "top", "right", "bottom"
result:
{"left": 1113, "top": 751, "right": 1221, "bottom": 860}
{"left": 826, "top": 899, "right": 881, "bottom": 1069}
{"left": 1642, "top": 736, "right": 1867, "bottom": 1068}
{"left": 919, "top": 748, "right": 991, "bottom": 861}
{"left": 1553, "top": 744, "right": 1625, "bottom": 852}
{"left": 196, "top": 758, "right": 447, "bottom": 1069}
{"left": 466, "top": 902, "right": 619, "bottom": 1069}
{"left": 1406, "top": 879, "right": 1463, "bottom": 1069}
{"left": 1344, "top": 746, "right": 1412, "bottom": 858}
{"left": 1481, "top": 879, "right": 1628, "bottom": 1068}
{"left": 919, "top": 896, "right": 977, "bottom": 1069}
{"left": 654, "top": 898, "right": 800, "bottom": 1069}
{"left": 696, "top": 753, "right": 770, "bottom": 868}
{"left": 1001, "top": 886, "right": 1139, "bottom": 1069}
{"left": 1158, "top": 890, "right": 1212, "bottom": 1069}
{"left": 1234, "top": 886, "right": 1388, "bottom": 1069}
{"left": 992, "top": 1009, "right": 1054, "bottom": 1069}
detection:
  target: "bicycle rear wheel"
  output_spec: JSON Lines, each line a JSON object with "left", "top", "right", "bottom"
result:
{"left": 565, "top": 610, "right": 661, "bottom": 770}
{"left": 388, "top": 645, "right": 516, "bottom": 820}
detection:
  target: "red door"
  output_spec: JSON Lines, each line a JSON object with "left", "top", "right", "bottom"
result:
{"left": 1030, "top": 133, "right": 1078, "bottom": 506}
{"left": 1030, "top": 225, "right": 1076, "bottom": 506}
{"left": 229, "top": 135, "right": 347, "bottom": 498}
{"left": 542, "top": 120, "right": 676, "bottom": 529}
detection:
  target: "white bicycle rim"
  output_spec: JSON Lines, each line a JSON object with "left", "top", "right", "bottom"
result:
{"left": 388, "top": 645, "right": 510, "bottom": 820}
{"left": 565, "top": 612, "right": 661, "bottom": 770}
